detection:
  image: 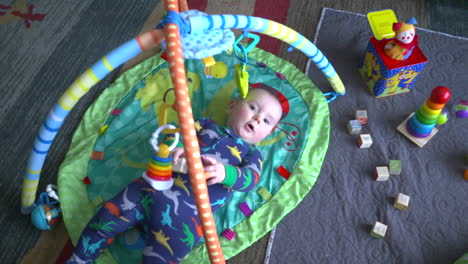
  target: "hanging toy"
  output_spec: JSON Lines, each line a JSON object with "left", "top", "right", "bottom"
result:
{"left": 142, "top": 124, "right": 180, "bottom": 190}
{"left": 31, "top": 184, "right": 61, "bottom": 230}
{"left": 235, "top": 63, "right": 249, "bottom": 98}
{"left": 234, "top": 33, "right": 260, "bottom": 98}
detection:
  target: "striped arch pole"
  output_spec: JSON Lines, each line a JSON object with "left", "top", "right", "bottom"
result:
{"left": 189, "top": 14, "right": 346, "bottom": 95}
{"left": 21, "top": 29, "right": 166, "bottom": 213}
{"left": 21, "top": 0, "right": 226, "bottom": 263}
{"left": 21, "top": 5, "right": 345, "bottom": 264}
{"left": 163, "top": 1, "right": 226, "bottom": 263}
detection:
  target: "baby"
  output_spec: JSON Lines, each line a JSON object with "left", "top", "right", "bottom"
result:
{"left": 67, "top": 83, "right": 288, "bottom": 264}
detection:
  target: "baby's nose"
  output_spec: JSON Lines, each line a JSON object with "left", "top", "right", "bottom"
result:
{"left": 253, "top": 115, "right": 260, "bottom": 123}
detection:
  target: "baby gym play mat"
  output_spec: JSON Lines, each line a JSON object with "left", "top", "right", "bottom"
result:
{"left": 58, "top": 48, "right": 330, "bottom": 263}
{"left": 21, "top": 3, "right": 344, "bottom": 263}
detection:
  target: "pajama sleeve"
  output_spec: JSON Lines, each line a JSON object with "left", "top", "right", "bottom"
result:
{"left": 222, "top": 147, "right": 263, "bottom": 192}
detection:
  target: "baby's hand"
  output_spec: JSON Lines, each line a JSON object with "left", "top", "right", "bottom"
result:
{"left": 171, "top": 147, "right": 185, "bottom": 163}
{"left": 202, "top": 156, "right": 226, "bottom": 186}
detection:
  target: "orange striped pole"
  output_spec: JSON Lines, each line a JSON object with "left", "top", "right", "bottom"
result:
{"left": 178, "top": 0, "right": 189, "bottom": 12}
{"left": 163, "top": 0, "right": 225, "bottom": 263}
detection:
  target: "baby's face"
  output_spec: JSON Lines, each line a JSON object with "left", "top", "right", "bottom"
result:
{"left": 227, "top": 89, "right": 283, "bottom": 144}
{"left": 396, "top": 28, "right": 415, "bottom": 44}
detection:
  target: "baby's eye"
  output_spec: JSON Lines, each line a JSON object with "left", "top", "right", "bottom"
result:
{"left": 249, "top": 104, "right": 256, "bottom": 111}
{"left": 264, "top": 118, "right": 270, "bottom": 125}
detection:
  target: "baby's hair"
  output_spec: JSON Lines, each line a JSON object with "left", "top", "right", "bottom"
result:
{"left": 250, "top": 83, "right": 289, "bottom": 120}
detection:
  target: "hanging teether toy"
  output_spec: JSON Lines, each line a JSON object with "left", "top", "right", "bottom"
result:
{"left": 234, "top": 33, "right": 260, "bottom": 98}
{"left": 142, "top": 124, "right": 180, "bottom": 190}
{"left": 31, "top": 184, "right": 61, "bottom": 230}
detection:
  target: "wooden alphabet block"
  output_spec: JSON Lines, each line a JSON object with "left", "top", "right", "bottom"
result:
{"left": 358, "top": 134, "right": 373, "bottom": 148}
{"left": 389, "top": 160, "right": 401, "bottom": 175}
{"left": 371, "top": 221, "right": 387, "bottom": 239}
{"left": 347, "top": 120, "right": 362, "bottom": 135}
{"left": 172, "top": 158, "right": 188, "bottom": 174}
{"left": 356, "top": 110, "right": 368, "bottom": 125}
{"left": 394, "top": 193, "right": 410, "bottom": 210}
{"left": 374, "top": 166, "right": 390, "bottom": 181}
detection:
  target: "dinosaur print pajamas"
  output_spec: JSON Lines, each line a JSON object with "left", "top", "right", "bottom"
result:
{"left": 67, "top": 118, "right": 262, "bottom": 263}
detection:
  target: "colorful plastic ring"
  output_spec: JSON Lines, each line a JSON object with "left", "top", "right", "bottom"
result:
{"left": 148, "top": 162, "right": 172, "bottom": 171}
{"left": 147, "top": 167, "right": 172, "bottom": 177}
{"left": 145, "top": 170, "right": 172, "bottom": 180}
{"left": 407, "top": 118, "right": 426, "bottom": 134}
{"left": 416, "top": 111, "right": 437, "bottom": 125}
{"left": 151, "top": 153, "right": 172, "bottom": 163}
{"left": 406, "top": 122, "right": 431, "bottom": 138}
{"left": 150, "top": 124, "right": 179, "bottom": 152}
{"left": 425, "top": 99, "right": 445, "bottom": 110}
{"left": 150, "top": 159, "right": 171, "bottom": 167}
{"left": 422, "top": 102, "right": 442, "bottom": 115}
{"left": 418, "top": 109, "right": 439, "bottom": 121}
{"left": 408, "top": 116, "right": 435, "bottom": 133}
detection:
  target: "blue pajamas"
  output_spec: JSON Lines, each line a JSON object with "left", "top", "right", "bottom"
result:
{"left": 67, "top": 118, "right": 262, "bottom": 263}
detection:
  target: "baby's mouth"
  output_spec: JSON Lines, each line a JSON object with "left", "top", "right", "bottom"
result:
{"left": 246, "top": 124, "right": 254, "bottom": 132}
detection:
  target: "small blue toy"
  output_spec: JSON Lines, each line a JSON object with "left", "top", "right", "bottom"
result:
{"left": 31, "top": 185, "right": 61, "bottom": 230}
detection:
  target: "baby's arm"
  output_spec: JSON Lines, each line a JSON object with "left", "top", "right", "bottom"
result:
{"left": 171, "top": 152, "right": 226, "bottom": 185}
{"left": 221, "top": 148, "right": 262, "bottom": 192}
{"left": 170, "top": 117, "right": 210, "bottom": 163}
{"left": 171, "top": 148, "right": 262, "bottom": 191}
{"left": 202, "top": 156, "right": 226, "bottom": 185}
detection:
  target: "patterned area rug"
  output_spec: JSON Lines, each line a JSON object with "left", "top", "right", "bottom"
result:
{"left": 268, "top": 8, "right": 468, "bottom": 264}
{"left": 0, "top": 1, "right": 159, "bottom": 263}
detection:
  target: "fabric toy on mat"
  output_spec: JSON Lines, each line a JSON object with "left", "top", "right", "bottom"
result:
{"left": 384, "top": 17, "right": 419, "bottom": 60}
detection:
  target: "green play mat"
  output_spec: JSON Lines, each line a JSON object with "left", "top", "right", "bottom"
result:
{"left": 58, "top": 47, "right": 330, "bottom": 263}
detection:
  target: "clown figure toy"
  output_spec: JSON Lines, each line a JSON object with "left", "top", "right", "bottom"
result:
{"left": 384, "top": 18, "right": 419, "bottom": 61}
